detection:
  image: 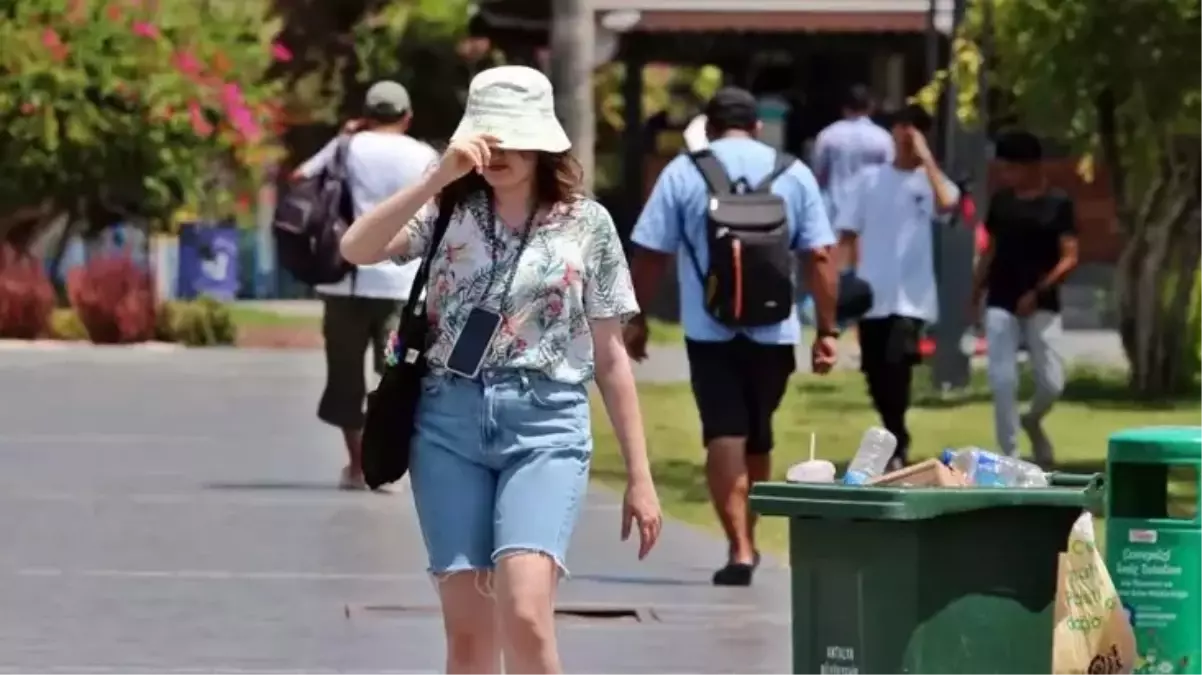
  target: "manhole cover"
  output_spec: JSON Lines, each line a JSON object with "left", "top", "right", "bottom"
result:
{"left": 348, "top": 603, "right": 654, "bottom": 623}
{"left": 555, "top": 605, "right": 646, "bottom": 623}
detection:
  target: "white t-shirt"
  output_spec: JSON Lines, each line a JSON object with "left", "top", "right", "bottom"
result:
{"left": 299, "top": 131, "right": 438, "bottom": 299}
{"left": 836, "top": 164, "right": 959, "bottom": 323}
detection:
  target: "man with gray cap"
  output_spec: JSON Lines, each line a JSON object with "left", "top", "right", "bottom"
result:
{"left": 293, "top": 80, "right": 438, "bottom": 490}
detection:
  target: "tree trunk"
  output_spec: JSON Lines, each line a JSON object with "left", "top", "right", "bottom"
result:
{"left": 1114, "top": 139, "right": 1202, "bottom": 397}
{"left": 549, "top": 0, "right": 595, "bottom": 189}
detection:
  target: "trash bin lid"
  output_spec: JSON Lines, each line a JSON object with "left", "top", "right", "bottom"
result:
{"left": 749, "top": 480, "right": 1096, "bottom": 521}
{"left": 1108, "top": 426, "right": 1202, "bottom": 465}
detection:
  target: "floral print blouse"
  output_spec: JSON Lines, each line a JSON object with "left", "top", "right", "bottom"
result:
{"left": 388, "top": 192, "right": 639, "bottom": 384}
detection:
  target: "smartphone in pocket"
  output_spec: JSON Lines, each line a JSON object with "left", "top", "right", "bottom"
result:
{"left": 445, "top": 307, "right": 502, "bottom": 379}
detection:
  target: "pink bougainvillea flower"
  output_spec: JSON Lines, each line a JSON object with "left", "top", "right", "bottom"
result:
{"left": 42, "top": 28, "right": 63, "bottom": 49}
{"left": 172, "top": 50, "right": 202, "bottom": 77}
{"left": 131, "top": 21, "right": 159, "bottom": 39}
{"left": 40, "top": 28, "right": 71, "bottom": 63}
{"left": 270, "top": 41, "right": 292, "bottom": 62}
{"left": 105, "top": 3, "right": 122, "bottom": 21}
{"left": 220, "top": 82, "right": 244, "bottom": 107}
{"left": 188, "top": 101, "right": 213, "bottom": 137}
{"left": 228, "top": 106, "right": 263, "bottom": 143}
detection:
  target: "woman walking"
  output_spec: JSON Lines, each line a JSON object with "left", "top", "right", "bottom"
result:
{"left": 340, "top": 66, "right": 663, "bottom": 674}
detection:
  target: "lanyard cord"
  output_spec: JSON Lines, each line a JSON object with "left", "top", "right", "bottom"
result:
{"left": 479, "top": 198, "right": 537, "bottom": 312}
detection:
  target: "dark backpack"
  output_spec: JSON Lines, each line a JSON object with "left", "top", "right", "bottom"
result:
{"left": 272, "top": 135, "right": 357, "bottom": 287}
{"left": 682, "top": 149, "right": 797, "bottom": 328}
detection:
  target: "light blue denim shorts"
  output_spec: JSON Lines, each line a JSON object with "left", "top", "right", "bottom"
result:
{"left": 409, "top": 368, "right": 592, "bottom": 576}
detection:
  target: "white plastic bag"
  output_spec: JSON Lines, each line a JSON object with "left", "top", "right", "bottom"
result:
{"left": 1052, "top": 513, "right": 1137, "bottom": 674}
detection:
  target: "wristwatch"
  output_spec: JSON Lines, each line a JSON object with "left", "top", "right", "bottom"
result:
{"left": 817, "top": 328, "right": 841, "bottom": 339}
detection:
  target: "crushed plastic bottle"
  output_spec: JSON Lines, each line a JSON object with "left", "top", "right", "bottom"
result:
{"left": 842, "top": 427, "right": 898, "bottom": 485}
{"left": 939, "top": 448, "right": 1049, "bottom": 487}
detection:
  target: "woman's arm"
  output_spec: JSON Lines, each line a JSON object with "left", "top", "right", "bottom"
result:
{"left": 340, "top": 173, "right": 445, "bottom": 265}
{"left": 591, "top": 318, "right": 652, "bottom": 485}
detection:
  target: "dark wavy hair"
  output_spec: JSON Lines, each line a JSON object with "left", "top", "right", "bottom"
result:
{"left": 437, "top": 150, "right": 585, "bottom": 214}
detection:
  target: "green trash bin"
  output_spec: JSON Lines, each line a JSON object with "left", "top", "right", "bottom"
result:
{"left": 1105, "top": 426, "right": 1201, "bottom": 675}
{"left": 750, "top": 475, "right": 1100, "bottom": 674}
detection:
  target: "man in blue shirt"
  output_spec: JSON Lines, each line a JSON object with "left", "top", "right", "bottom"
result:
{"left": 812, "top": 85, "right": 894, "bottom": 224}
{"left": 625, "top": 87, "right": 840, "bottom": 586}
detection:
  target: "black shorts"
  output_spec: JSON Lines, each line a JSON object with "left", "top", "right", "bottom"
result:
{"left": 858, "top": 315, "right": 925, "bottom": 373}
{"left": 685, "top": 336, "right": 796, "bottom": 455}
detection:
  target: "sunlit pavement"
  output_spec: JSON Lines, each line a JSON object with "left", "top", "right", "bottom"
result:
{"left": 0, "top": 347, "right": 790, "bottom": 672}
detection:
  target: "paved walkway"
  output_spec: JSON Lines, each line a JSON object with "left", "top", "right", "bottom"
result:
{"left": 0, "top": 348, "right": 790, "bottom": 672}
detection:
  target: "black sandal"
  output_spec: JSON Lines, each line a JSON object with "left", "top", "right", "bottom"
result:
{"left": 712, "top": 550, "right": 761, "bottom": 587}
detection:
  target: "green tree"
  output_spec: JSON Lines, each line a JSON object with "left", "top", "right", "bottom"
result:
{"left": 919, "top": 0, "right": 1201, "bottom": 396}
{"left": 351, "top": 0, "right": 479, "bottom": 142}
{"left": 0, "top": 0, "right": 288, "bottom": 239}
{"left": 268, "top": 0, "right": 479, "bottom": 165}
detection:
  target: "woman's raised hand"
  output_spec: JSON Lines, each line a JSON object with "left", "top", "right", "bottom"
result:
{"left": 434, "top": 133, "right": 500, "bottom": 185}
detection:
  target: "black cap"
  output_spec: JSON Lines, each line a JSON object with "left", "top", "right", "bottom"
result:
{"left": 995, "top": 130, "right": 1043, "bottom": 164}
{"left": 890, "top": 103, "right": 933, "bottom": 133}
{"left": 704, "top": 87, "right": 758, "bottom": 132}
{"left": 843, "top": 84, "right": 873, "bottom": 112}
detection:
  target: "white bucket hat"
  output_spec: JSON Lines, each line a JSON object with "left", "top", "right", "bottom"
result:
{"left": 450, "top": 66, "right": 571, "bottom": 153}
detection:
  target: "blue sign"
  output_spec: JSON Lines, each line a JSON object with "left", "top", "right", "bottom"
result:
{"left": 177, "top": 223, "right": 240, "bottom": 300}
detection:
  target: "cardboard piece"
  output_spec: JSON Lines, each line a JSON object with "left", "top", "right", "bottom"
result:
{"left": 866, "top": 458, "right": 969, "bottom": 487}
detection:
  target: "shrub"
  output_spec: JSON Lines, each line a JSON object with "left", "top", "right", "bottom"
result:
{"left": 156, "top": 296, "right": 236, "bottom": 346}
{"left": 66, "top": 255, "right": 156, "bottom": 344}
{"left": 47, "top": 307, "right": 89, "bottom": 341}
{"left": 1187, "top": 268, "right": 1201, "bottom": 386}
{"left": 0, "top": 245, "right": 55, "bottom": 339}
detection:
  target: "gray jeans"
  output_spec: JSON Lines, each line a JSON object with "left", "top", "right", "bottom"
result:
{"left": 984, "top": 308, "right": 1065, "bottom": 456}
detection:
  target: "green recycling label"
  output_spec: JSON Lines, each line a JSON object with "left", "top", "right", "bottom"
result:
{"left": 1108, "top": 525, "right": 1201, "bottom": 675}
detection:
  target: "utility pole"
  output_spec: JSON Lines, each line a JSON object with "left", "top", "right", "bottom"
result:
{"left": 931, "top": 0, "right": 976, "bottom": 394}
{"left": 549, "top": 0, "right": 595, "bottom": 189}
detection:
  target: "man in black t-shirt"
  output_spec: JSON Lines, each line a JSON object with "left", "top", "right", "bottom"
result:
{"left": 970, "top": 131, "right": 1079, "bottom": 465}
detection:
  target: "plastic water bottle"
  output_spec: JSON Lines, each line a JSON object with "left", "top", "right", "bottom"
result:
{"left": 842, "top": 427, "right": 898, "bottom": 485}
{"left": 940, "top": 448, "right": 1049, "bottom": 487}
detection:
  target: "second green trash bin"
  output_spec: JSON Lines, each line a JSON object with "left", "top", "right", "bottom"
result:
{"left": 750, "top": 477, "right": 1100, "bottom": 674}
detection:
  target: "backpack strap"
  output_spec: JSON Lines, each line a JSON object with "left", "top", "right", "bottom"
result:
{"left": 753, "top": 152, "right": 797, "bottom": 193}
{"left": 330, "top": 135, "right": 353, "bottom": 181}
{"left": 688, "top": 150, "right": 734, "bottom": 195}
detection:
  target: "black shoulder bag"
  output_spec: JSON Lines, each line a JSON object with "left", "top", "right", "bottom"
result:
{"left": 361, "top": 200, "right": 454, "bottom": 490}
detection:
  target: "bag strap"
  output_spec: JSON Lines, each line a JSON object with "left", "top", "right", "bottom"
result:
{"left": 679, "top": 151, "right": 721, "bottom": 290}
{"left": 688, "top": 150, "right": 734, "bottom": 195}
{"left": 399, "top": 200, "right": 454, "bottom": 324}
{"left": 329, "top": 135, "right": 353, "bottom": 181}
{"left": 753, "top": 151, "right": 797, "bottom": 193}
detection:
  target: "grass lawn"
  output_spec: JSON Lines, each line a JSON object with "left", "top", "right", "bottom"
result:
{"left": 590, "top": 365, "right": 1199, "bottom": 557}
{"left": 645, "top": 318, "right": 684, "bottom": 345}
{"left": 234, "top": 306, "right": 657, "bottom": 338}
{"left": 227, "top": 305, "right": 321, "bottom": 331}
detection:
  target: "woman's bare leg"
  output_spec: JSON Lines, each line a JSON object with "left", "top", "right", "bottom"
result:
{"left": 493, "top": 552, "right": 561, "bottom": 674}
{"left": 437, "top": 570, "right": 501, "bottom": 674}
